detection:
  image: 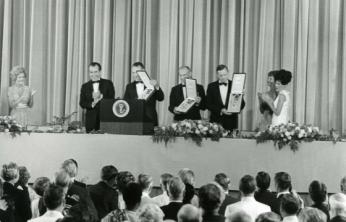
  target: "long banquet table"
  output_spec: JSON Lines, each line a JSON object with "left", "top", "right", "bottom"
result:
{"left": 0, "top": 133, "right": 345, "bottom": 192}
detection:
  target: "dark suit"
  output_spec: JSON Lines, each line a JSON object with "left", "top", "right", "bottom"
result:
{"left": 161, "top": 202, "right": 184, "bottom": 221}
{"left": 203, "top": 213, "right": 225, "bottom": 222}
{"left": 79, "top": 78, "right": 115, "bottom": 132}
{"left": 206, "top": 80, "right": 245, "bottom": 130}
{"left": 311, "top": 203, "right": 330, "bottom": 221}
{"left": 123, "top": 82, "right": 164, "bottom": 126}
{"left": 331, "top": 216, "right": 346, "bottom": 222}
{"left": 255, "top": 190, "right": 280, "bottom": 215}
{"left": 88, "top": 181, "right": 118, "bottom": 220}
{"left": 169, "top": 84, "right": 206, "bottom": 121}
{"left": 218, "top": 194, "right": 238, "bottom": 216}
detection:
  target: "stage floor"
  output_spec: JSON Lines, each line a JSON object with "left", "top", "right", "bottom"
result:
{"left": 0, "top": 133, "right": 345, "bottom": 192}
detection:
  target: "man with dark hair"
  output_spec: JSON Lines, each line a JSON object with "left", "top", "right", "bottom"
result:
{"left": 214, "top": 173, "right": 238, "bottom": 215}
{"left": 309, "top": 180, "right": 329, "bottom": 220}
{"left": 274, "top": 172, "right": 292, "bottom": 197}
{"left": 88, "top": 165, "right": 118, "bottom": 219}
{"left": 225, "top": 175, "right": 270, "bottom": 221}
{"left": 199, "top": 183, "right": 224, "bottom": 222}
{"left": 169, "top": 66, "right": 206, "bottom": 121}
{"left": 153, "top": 173, "right": 173, "bottom": 206}
{"left": 80, "top": 62, "right": 115, "bottom": 132}
{"left": 28, "top": 184, "right": 64, "bottom": 222}
{"left": 254, "top": 171, "right": 280, "bottom": 214}
{"left": 206, "top": 64, "right": 245, "bottom": 130}
{"left": 161, "top": 177, "right": 185, "bottom": 221}
{"left": 280, "top": 194, "right": 300, "bottom": 222}
{"left": 123, "top": 62, "right": 164, "bottom": 127}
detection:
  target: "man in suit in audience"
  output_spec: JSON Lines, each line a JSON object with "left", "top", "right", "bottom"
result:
{"left": 161, "top": 177, "right": 185, "bottom": 221}
{"left": 88, "top": 165, "right": 118, "bottom": 219}
{"left": 79, "top": 62, "right": 115, "bottom": 133}
{"left": 214, "top": 173, "right": 238, "bottom": 216}
{"left": 329, "top": 193, "right": 346, "bottom": 222}
{"left": 206, "top": 64, "right": 245, "bottom": 131}
{"left": 280, "top": 194, "right": 300, "bottom": 222}
{"left": 199, "top": 183, "right": 225, "bottom": 222}
{"left": 169, "top": 66, "right": 206, "bottom": 121}
{"left": 224, "top": 175, "right": 270, "bottom": 221}
{"left": 123, "top": 62, "right": 164, "bottom": 127}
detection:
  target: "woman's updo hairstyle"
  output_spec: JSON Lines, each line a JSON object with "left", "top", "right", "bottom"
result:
{"left": 10, "top": 66, "right": 26, "bottom": 85}
{"left": 1, "top": 162, "right": 19, "bottom": 182}
{"left": 274, "top": 69, "right": 292, "bottom": 85}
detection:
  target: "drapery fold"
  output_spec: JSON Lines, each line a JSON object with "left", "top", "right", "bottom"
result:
{"left": 0, "top": 0, "right": 345, "bottom": 132}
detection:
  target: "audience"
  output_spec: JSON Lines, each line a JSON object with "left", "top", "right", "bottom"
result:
{"left": 88, "top": 165, "right": 119, "bottom": 219}
{"left": 28, "top": 183, "right": 65, "bottom": 222}
{"left": 298, "top": 207, "right": 327, "bottom": 222}
{"left": 215, "top": 173, "right": 238, "bottom": 215}
{"left": 138, "top": 203, "right": 164, "bottom": 222}
{"left": 308, "top": 180, "right": 329, "bottom": 220}
{"left": 0, "top": 178, "right": 12, "bottom": 222}
{"left": 31, "top": 177, "right": 50, "bottom": 218}
{"left": 340, "top": 177, "right": 346, "bottom": 195}
{"left": 226, "top": 210, "right": 252, "bottom": 222}
{"left": 161, "top": 176, "right": 185, "bottom": 221}
{"left": 153, "top": 173, "right": 173, "bottom": 207}
{"left": 138, "top": 174, "right": 155, "bottom": 207}
{"left": 61, "top": 159, "right": 86, "bottom": 188}
{"left": 178, "top": 168, "right": 199, "bottom": 206}
{"left": 255, "top": 212, "right": 281, "bottom": 222}
{"left": 178, "top": 204, "right": 202, "bottom": 222}
{"left": 329, "top": 193, "right": 346, "bottom": 222}
{"left": 225, "top": 175, "right": 270, "bottom": 221}
{"left": 102, "top": 182, "right": 142, "bottom": 222}
{"left": 117, "top": 171, "right": 136, "bottom": 209}
{"left": 199, "top": 183, "right": 224, "bottom": 222}
{"left": 280, "top": 194, "right": 300, "bottom": 222}
{"left": 16, "top": 166, "right": 38, "bottom": 202}
{"left": 254, "top": 172, "right": 280, "bottom": 214}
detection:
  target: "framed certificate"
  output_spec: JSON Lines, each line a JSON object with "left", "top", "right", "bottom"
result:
{"left": 227, "top": 73, "right": 246, "bottom": 113}
{"left": 136, "top": 70, "right": 155, "bottom": 100}
{"left": 185, "top": 78, "right": 197, "bottom": 98}
{"left": 176, "top": 98, "right": 196, "bottom": 113}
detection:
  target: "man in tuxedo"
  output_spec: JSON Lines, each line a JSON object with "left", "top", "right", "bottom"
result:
{"left": 206, "top": 64, "right": 245, "bottom": 130}
{"left": 161, "top": 177, "right": 185, "bottom": 221}
{"left": 123, "top": 62, "right": 164, "bottom": 126}
{"left": 79, "top": 62, "right": 115, "bottom": 133}
{"left": 169, "top": 66, "right": 206, "bottom": 121}
{"left": 214, "top": 173, "right": 238, "bottom": 215}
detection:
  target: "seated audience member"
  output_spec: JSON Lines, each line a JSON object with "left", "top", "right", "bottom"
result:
{"left": 31, "top": 177, "right": 50, "bottom": 218}
{"left": 117, "top": 171, "right": 136, "bottom": 209}
{"left": 254, "top": 171, "right": 280, "bottom": 214}
{"left": 280, "top": 194, "right": 300, "bottom": 222}
{"left": 61, "top": 159, "right": 86, "bottom": 188}
{"left": 225, "top": 175, "right": 270, "bottom": 221}
{"left": 214, "top": 173, "right": 238, "bottom": 215}
{"left": 329, "top": 193, "right": 346, "bottom": 222}
{"left": 178, "top": 204, "right": 202, "bottom": 222}
{"left": 153, "top": 173, "right": 173, "bottom": 207}
{"left": 161, "top": 177, "right": 186, "bottom": 221}
{"left": 298, "top": 207, "right": 327, "bottom": 222}
{"left": 0, "top": 178, "right": 12, "bottom": 222}
{"left": 138, "top": 203, "right": 164, "bottom": 222}
{"left": 16, "top": 166, "right": 38, "bottom": 201}
{"left": 28, "top": 184, "right": 64, "bottom": 222}
{"left": 308, "top": 180, "right": 329, "bottom": 220}
{"left": 1, "top": 162, "right": 32, "bottom": 222}
{"left": 102, "top": 182, "right": 142, "bottom": 222}
{"left": 178, "top": 168, "right": 199, "bottom": 206}
{"left": 255, "top": 212, "right": 281, "bottom": 222}
{"left": 88, "top": 165, "right": 119, "bottom": 219}
{"left": 340, "top": 177, "right": 346, "bottom": 195}
{"left": 138, "top": 174, "right": 155, "bottom": 207}
{"left": 199, "top": 183, "right": 225, "bottom": 222}
{"left": 226, "top": 210, "right": 252, "bottom": 222}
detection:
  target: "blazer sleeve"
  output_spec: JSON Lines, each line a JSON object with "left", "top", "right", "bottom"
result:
{"left": 17, "top": 187, "right": 32, "bottom": 221}
{"left": 106, "top": 80, "right": 115, "bottom": 99}
{"left": 196, "top": 85, "right": 206, "bottom": 110}
{"left": 206, "top": 84, "right": 222, "bottom": 115}
{"left": 240, "top": 97, "right": 246, "bottom": 111}
{"left": 168, "top": 87, "right": 177, "bottom": 114}
{"left": 79, "top": 84, "right": 92, "bottom": 109}
{"left": 153, "top": 87, "right": 164, "bottom": 102}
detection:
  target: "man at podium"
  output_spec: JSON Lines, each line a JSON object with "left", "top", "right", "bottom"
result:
{"left": 79, "top": 62, "right": 115, "bottom": 132}
{"left": 123, "top": 62, "right": 164, "bottom": 126}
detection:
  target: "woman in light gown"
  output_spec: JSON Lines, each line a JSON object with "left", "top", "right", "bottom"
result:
{"left": 7, "top": 66, "right": 36, "bottom": 128}
{"left": 257, "top": 71, "right": 277, "bottom": 130}
{"left": 260, "top": 69, "right": 292, "bottom": 126}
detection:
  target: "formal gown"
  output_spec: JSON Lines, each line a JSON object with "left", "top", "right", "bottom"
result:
{"left": 7, "top": 86, "right": 32, "bottom": 127}
{"left": 272, "top": 90, "right": 290, "bottom": 126}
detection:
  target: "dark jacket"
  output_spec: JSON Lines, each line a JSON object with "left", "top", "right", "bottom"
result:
{"left": 202, "top": 213, "right": 225, "bottom": 222}
{"left": 161, "top": 202, "right": 184, "bottom": 221}
{"left": 255, "top": 189, "right": 281, "bottom": 215}
{"left": 219, "top": 194, "right": 238, "bottom": 216}
{"left": 330, "top": 215, "right": 346, "bottom": 222}
{"left": 311, "top": 203, "right": 330, "bottom": 221}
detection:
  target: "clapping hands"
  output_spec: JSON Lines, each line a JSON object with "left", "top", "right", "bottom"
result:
{"left": 0, "top": 199, "right": 8, "bottom": 211}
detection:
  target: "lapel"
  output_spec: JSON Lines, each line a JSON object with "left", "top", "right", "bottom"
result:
{"left": 215, "top": 81, "right": 224, "bottom": 106}
{"left": 225, "top": 80, "right": 232, "bottom": 108}
{"left": 99, "top": 79, "right": 104, "bottom": 93}
{"left": 178, "top": 84, "right": 185, "bottom": 100}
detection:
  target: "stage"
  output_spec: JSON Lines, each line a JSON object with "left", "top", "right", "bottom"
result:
{"left": 0, "top": 133, "right": 345, "bottom": 193}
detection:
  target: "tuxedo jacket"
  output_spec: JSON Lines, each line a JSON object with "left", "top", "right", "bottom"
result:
{"left": 168, "top": 84, "right": 206, "bottom": 121}
{"left": 161, "top": 202, "right": 184, "bottom": 221}
{"left": 123, "top": 82, "right": 164, "bottom": 126}
{"left": 219, "top": 194, "right": 238, "bottom": 216}
{"left": 254, "top": 190, "right": 280, "bottom": 215}
{"left": 206, "top": 80, "right": 245, "bottom": 130}
{"left": 79, "top": 79, "right": 115, "bottom": 132}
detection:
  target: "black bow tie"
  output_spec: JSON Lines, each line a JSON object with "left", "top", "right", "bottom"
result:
{"left": 219, "top": 82, "right": 227, "bottom": 86}
{"left": 92, "top": 80, "right": 100, "bottom": 84}
{"left": 135, "top": 81, "right": 143, "bottom": 84}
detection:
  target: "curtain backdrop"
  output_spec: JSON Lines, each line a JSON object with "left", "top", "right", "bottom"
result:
{"left": 0, "top": 0, "right": 345, "bottom": 132}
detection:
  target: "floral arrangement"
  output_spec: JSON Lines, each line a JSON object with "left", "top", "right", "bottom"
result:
{"left": 255, "top": 122, "right": 322, "bottom": 151}
{"left": 47, "top": 112, "right": 81, "bottom": 132}
{"left": 0, "top": 116, "right": 23, "bottom": 137}
{"left": 152, "top": 119, "right": 228, "bottom": 146}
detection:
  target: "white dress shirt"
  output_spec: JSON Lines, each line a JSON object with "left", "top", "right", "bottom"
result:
{"left": 219, "top": 81, "right": 228, "bottom": 105}
{"left": 136, "top": 83, "right": 145, "bottom": 99}
{"left": 152, "top": 191, "right": 170, "bottom": 207}
{"left": 28, "top": 210, "right": 64, "bottom": 222}
{"left": 140, "top": 191, "right": 156, "bottom": 207}
{"left": 93, "top": 82, "right": 100, "bottom": 92}
{"left": 224, "top": 196, "right": 271, "bottom": 222}
{"left": 282, "top": 215, "right": 299, "bottom": 222}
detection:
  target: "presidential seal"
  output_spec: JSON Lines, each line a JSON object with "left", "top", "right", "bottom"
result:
{"left": 112, "top": 100, "right": 130, "bottom": 118}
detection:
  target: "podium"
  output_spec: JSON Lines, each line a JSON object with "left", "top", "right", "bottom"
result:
{"left": 100, "top": 99, "right": 154, "bottom": 135}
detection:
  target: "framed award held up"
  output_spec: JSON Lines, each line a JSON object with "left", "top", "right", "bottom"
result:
{"left": 227, "top": 73, "right": 246, "bottom": 113}
{"left": 136, "top": 70, "right": 155, "bottom": 100}
{"left": 176, "top": 78, "right": 197, "bottom": 113}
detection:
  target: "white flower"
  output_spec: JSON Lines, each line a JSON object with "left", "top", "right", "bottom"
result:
{"left": 285, "top": 132, "right": 290, "bottom": 137}
{"left": 172, "top": 123, "right": 178, "bottom": 130}
{"left": 195, "top": 129, "right": 200, "bottom": 134}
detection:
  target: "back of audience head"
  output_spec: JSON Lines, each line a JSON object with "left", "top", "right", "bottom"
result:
{"left": 329, "top": 193, "right": 346, "bottom": 218}
{"left": 214, "top": 173, "right": 231, "bottom": 192}
{"left": 168, "top": 176, "right": 185, "bottom": 201}
{"left": 55, "top": 170, "right": 72, "bottom": 193}
{"left": 138, "top": 174, "right": 153, "bottom": 193}
{"left": 61, "top": 159, "right": 78, "bottom": 178}
{"left": 101, "top": 165, "right": 118, "bottom": 187}
{"left": 280, "top": 193, "right": 300, "bottom": 217}
{"left": 309, "top": 180, "right": 327, "bottom": 204}
{"left": 198, "top": 183, "right": 222, "bottom": 214}
{"left": 160, "top": 173, "right": 173, "bottom": 193}
{"left": 340, "top": 177, "right": 346, "bottom": 194}
{"left": 178, "top": 204, "right": 202, "bottom": 222}
{"left": 17, "top": 166, "right": 30, "bottom": 186}
{"left": 274, "top": 172, "right": 292, "bottom": 192}
{"left": 43, "top": 183, "right": 65, "bottom": 211}
{"left": 226, "top": 210, "right": 252, "bottom": 222}
{"left": 255, "top": 212, "right": 281, "bottom": 222}
{"left": 123, "top": 182, "right": 142, "bottom": 211}
{"left": 1, "top": 162, "right": 19, "bottom": 183}
{"left": 298, "top": 207, "right": 327, "bottom": 222}
{"left": 33, "top": 177, "right": 51, "bottom": 197}
{"left": 138, "top": 203, "right": 164, "bottom": 222}
{"left": 256, "top": 171, "right": 271, "bottom": 191}
{"left": 239, "top": 175, "right": 256, "bottom": 196}
{"left": 117, "top": 171, "right": 135, "bottom": 193}
{"left": 178, "top": 168, "right": 195, "bottom": 186}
